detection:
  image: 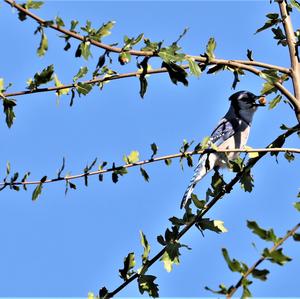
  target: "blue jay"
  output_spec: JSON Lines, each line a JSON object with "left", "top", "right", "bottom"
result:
{"left": 180, "top": 91, "right": 266, "bottom": 209}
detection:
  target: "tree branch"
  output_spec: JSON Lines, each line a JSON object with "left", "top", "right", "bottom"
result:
{"left": 1, "top": 147, "right": 300, "bottom": 189}
{"left": 104, "top": 124, "right": 300, "bottom": 298}
{"left": 278, "top": 0, "right": 300, "bottom": 120}
{"left": 4, "top": 0, "right": 290, "bottom": 75}
{"left": 226, "top": 222, "right": 300, "bottom": 298}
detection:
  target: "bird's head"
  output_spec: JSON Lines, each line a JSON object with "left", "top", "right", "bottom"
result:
{"left": 229, "top": 90, "right": 266, "bottom": 124}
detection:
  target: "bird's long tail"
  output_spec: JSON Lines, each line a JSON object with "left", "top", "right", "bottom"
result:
{"left": 180, "top": 154, "right": 212, "bottom": 209}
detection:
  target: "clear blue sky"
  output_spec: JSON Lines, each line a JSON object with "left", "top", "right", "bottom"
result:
{"left": 0, "top": 0, "right": 300, "bottom": 297}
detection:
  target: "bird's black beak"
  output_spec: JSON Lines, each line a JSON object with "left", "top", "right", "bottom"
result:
{"left": 254, "top": 95, "right": 267, "bottom": 107}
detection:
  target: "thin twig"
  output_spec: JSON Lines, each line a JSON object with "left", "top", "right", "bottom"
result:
{"left": 105, "top": 125, "right": 299, "bottom": 298}
{"left": 1, "top": 147, "right": 300, "bottom": 188}
{"left": 226, "top": 222, "right": 300, "bottom": 298}
{"left": 4, "top": 0, "right": 290, "bottom": 75}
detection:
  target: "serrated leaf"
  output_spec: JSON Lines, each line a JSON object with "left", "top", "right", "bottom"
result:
{"left": 160, "top": 248, "right": 179, "bottom": 272}
{"left": 54, "top": 74, "right": 69, "bottom": 97}
{"left": 76, "top": 82, "right": 92, "bottom": 95}
{"left": 247, "top": 220, "right": 278, "bottom": 243}
{"left": 222, "top": 248, "right": 243, "bottom": 273}
{"left": 80, "top": 42, "right": 92, "bottom": 60}
{"left": 96, "top": 21, "right": 116, "bottom": 40}
{"left": 119, "top": 252, "right": 136, "bottom": 281}
{"left": 191, "top": 194, "right": 206, "bottom": 209}
{"left": 73, "top": 66, "right": 88, "bottom": 82}
{"left": 162, "top": 61, "right": 188, "bottom": 86}
{"left": 28, "top": 64, "right": 54, "bottom": 89}
{"left": 55, "top": 16, "right": 65, "bottom": 27}
{"left": 269, "top": 95, "right": 282, "bottom": 110}
{"left": 240, "top": 169, "right": 254, "bottom": 192}
{"left": 205, "top": 37, "right": 216, "bottom": 61}
{"left": 123, "top": 150, "right": 140, "bottom": 164}
{"left": 138, "top": 274, "right": 159, "bottom": 298}
{"left": 26, "top": 0, "right": 44, "bottom": 9}
{"left": 3, "top": 98, "right": 16, "bottom": 128}
{"left": 140, "top": 230, "right": 150, "bottom": 263}
{"left": 187, "top": 57, "right": 201, "bottom": 77}
{"left": 256, "top": 14, "right": 280, "bottom": 33}
{"left": 32, "top": 183, "right": 43, "bottom": 201}
{"left": 252, "top": 269, "right": 269, "bottom": 281}
{"left": 140, "top": 167, "right": 150, "bottom": 182}
{"left": 263, "top": 248, "right": 291, "bottom": 265}
{"left": 197, "top": 218, "right": 228, "bottom": 233}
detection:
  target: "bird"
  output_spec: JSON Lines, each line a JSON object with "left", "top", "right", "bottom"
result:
{"left": 180, "top": 90, "right": 266, "bottom": 209}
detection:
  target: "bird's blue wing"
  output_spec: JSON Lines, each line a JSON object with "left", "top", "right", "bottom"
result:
{"left": 209, "top": 118, "right": 238, "bottom": 146}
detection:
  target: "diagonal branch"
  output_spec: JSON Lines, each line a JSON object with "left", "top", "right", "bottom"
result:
{"left": 104, "top": 124, "right": 300, "bottom": 298}
{"left": 226, "top": 222, "right": 300, "bottom": 298}
{"left": 1, "top": 147, "right": 300, "bottom": 189}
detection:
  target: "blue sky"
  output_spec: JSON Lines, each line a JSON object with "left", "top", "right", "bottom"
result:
{"left": 0, "top": 0, "right": 300, "bottom": 297}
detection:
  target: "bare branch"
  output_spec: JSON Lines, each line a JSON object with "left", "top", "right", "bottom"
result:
{"left": 1, "top": 146, "right": 300, "bottom": 189}
{"left": 226, "top": 222, "right": 300, "bottom": 298}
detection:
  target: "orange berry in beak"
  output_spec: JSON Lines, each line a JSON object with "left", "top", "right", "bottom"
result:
{"left": 259, "top": 96, "right": 267, "bottom": 106}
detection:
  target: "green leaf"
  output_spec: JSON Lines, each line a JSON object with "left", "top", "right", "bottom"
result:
{"left": 240, "top": 169, "right": 254, "bottom": 192}
{"left": 27, "top": 64, "right": 54, "bottom": 89}
{"left": 37, "top": 29, "right": 48, "bottom": 57}
{"left": 162, "top": 61, "right": 188, "bottom": 86}
{"left": 204, "top": 284, "right": 228, "bottom": 295}
{"left": 99, "top": 287, "right": 109, "bottom": 299}
{"left": 247, "top": 220, "right": 278, "bottom": 243}
{"left": 263, "top": 248, "right": 291, "bottom": 265}
{"left": 138, "top": 274, "right": 159, "bottom": 298}
{"left": 55, "top": 16, "right": 65, "bottom": 27}
{"left": 205, "top": 37, "right": 216, "bottom": 61}
{"left": 139, "top": 76, "right": 148, "bottom": 99}
{"left": 252, "top": 268, "right": 270, "bottom": 281}
{"left": 272, "top": 27, "right": 287, "bottom": 46}
{"left": 26, "top": 0, "right": 44, "bottom": 9}
{"left": 256, "top": 14, "right": 280, "bottom": 33}
{"left": 160, "top": 247, "right": 180, "bottom": 272}
{"left": 80, "top": 42, "right": 92, "bottom": 60}
{"left": 293, "top": 233, "right": 300, "bottom": 241}
{"left": 54, "top": 74, "right": 69, "bottom": 97}
{"left": 140, "top": 167, "right": 150, "bottom": 182}
{"left": 123, "top": 150, "right": 140, "bottom": 164}
{"left": 241, "top": 278, "right": 252, "bottom": 299}
{"left": 261, "top": 81, "right": 277, "bottom": 96}
{"left": 158, "top": 48, "right": 185, "bottom": 64}
{"left": 140, "top": 230, "right": 151, "bottom": 263}
{"left": 6, "top": 161, "right": 11, "bottom": 176}
{"left": 293, "top": 201, "right": 300, "bottom": 212}
{"left": 187, "top": 57, "right": 201, "bottom": 77}
{"left": 211, "top": 170, "right": 225, "bottom": 194}
{"left": 284, "top": 151, "right": 295, "bottom": 162}
{"left": 32, "top": 182, "right": 43, "bottom": 201}
{"left": 3, "top": 98, "right": 16, "bottom": 128}
{"left": 164, "top": 159, "right": 172, "bottom": 166}
{"left": 191, "top": 194, "right": 206, "bottom": 209}
{"left": 150, "top": 143, "right": 158, "bottom": 158}
{"left": 197, "top": 218, "right": 228, "bottom": 233}
{"left": 96, "top": 21, "right": 116, "bottom": 40}
{"left": 222, "top": 248, "right": 247, "bottom": 274}
{"left": 119, "top": 252, "right": 136, "bottom": 281}
{"left": 291, "top": 0, "right": 300, "bottom": 11}
{"left": 269, "top": 95, "right": 282, "bottom": 110}
{"left": 247, "top": 49, "right": 253, "bottom": 61}
{"left": 73, "top": 66, "right": 88, "bottom": 82}
{"left": 76, "top": 82, "right": 92, "bottom": 96}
